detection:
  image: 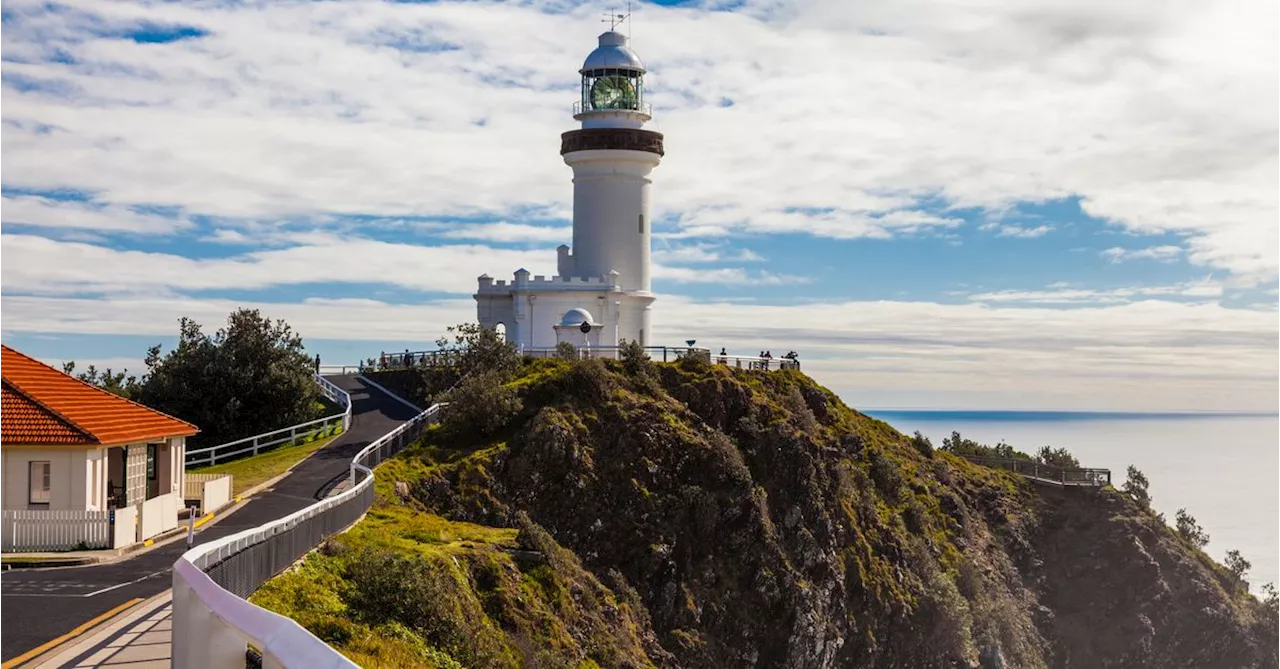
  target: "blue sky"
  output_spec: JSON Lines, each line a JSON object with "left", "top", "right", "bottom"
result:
{"left": 1, "top": 0, "right": 1276, "bottom": 411}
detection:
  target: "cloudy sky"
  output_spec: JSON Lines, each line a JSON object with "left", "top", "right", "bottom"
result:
{"left": 1, "top": 0, "right": 1276, "bottom": 411}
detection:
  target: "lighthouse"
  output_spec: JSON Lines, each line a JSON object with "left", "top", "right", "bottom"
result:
{"left": 474, "top": 29, "right": 664, "bottom": 351}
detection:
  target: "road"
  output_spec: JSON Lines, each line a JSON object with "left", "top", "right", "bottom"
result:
{"left": 0, "top": 375, "right": 418, "bottom": 662}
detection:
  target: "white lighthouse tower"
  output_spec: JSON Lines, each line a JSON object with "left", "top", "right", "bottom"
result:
{"left": 474, "top": 28, "right": 664, "bottom": 351}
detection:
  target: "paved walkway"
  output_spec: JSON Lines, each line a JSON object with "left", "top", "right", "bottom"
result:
{"left": 30, "top": 593, "right": 173, "bottom": 669}
{"left": 1, "top": 375, "right": 418, "bottom": 667}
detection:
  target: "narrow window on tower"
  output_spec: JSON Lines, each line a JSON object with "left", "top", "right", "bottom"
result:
{"left": 638, "top": 214, "right": 645, "bottom": 234}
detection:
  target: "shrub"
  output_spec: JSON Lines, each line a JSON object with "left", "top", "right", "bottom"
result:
{"left": 1225, "top": 550, "right": 1251, "bottom": 582}
{"left": 1123, "top": 465, "right": 1151, "bottom": 509}
{"left": 940, "top": 431, "right": 1030, "bottom": 460}
{"left": 618, "top": 339, "right": 651, "bottom": 377}
{"left": 1035, "top": 446, "right": 1079, "bottom": 469}
{"left": 910, "top": 431, "right": 935, "bottom": 458}
{"left": 868, "top": 449, "right": 903, "bottom": 499}
{"left": 440, "top": 371, "right": 523, "bottom": 442}
{"left": 555, "top": 341, "right": 578, "bottom": 360}
{"left": 561, "top": 357, "right": 614, "bottom": 401}
{"left": 1175, "top": 508, "right": 1209, "bottom": 548}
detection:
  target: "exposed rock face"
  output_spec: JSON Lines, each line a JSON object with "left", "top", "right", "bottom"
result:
{"left": 407, "top": 358, "right": 1276, "bottom": 669}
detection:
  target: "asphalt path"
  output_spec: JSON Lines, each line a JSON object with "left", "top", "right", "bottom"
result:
{"left": 0, "top": 375, "right": 419, "bottom": 662}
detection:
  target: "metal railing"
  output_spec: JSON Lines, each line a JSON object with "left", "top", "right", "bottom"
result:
{"left": 573, "top": 100, "right": 652, "bottom": 116}
{"left": 958, "top": 455, "right": 1111, "bottom": 487}
{"left": 317, "top": 364, "right": 366, "bottom": 375}
{"left": 376, "top": 346, "right": 801, "bottom": 371}
{"left": 185, "top": 374, "right": 353, "bottom": 468}
{"left": 172, "top": 400, "right": 444, "bottom": 669}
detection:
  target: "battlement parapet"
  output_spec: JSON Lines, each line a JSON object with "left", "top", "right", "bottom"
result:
{"left": 477, "top": 271, "right": 622, "bottom": 294}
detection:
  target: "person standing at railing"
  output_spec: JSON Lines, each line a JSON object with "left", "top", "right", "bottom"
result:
{"left": 718, "top": 348, "right": 728, "bottom": 365}
{"left": 314, "top": 354, "right": 321, "bottom": 374}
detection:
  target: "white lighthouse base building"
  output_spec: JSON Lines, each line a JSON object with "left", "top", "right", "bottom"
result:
{"left": 474, "top": 267, "right": 654, "bottom": 353}
{"left": 474, "top": 29, "right": 664, "bottom": 352}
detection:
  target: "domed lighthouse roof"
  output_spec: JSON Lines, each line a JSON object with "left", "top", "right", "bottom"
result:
{"left": 560, "top": 308, "right": 595, "bottom": 327}
{"left": 580, "top": 31, "right": 645, "bottom": 73}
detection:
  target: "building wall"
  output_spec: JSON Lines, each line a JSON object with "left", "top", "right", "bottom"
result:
{"left": 2, "top": 447, "right": 105, "bottom": 511}
{"left": 564, "top": 149, "right": 661, "bottom": 294}
{"left": 478, "top": 289, "right": 655, "bottom": 350}
{"left": 171, "top": 436, "right": 185, "bottom": 498}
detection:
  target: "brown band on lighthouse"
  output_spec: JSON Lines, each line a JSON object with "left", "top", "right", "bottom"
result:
{"left": 561, "top": 128, "right": 665, "bottom": 157}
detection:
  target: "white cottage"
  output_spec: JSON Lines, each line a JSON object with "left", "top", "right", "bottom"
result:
{"left": 1, "top": 344, "right": 198, "bottom": 552}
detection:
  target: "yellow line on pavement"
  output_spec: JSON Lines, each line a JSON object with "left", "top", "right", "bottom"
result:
{"left": 193, "top": 512, "right": 216, "bottom": 529}
{"left": 1, "top": 597, "right": 144, "bottom": 668}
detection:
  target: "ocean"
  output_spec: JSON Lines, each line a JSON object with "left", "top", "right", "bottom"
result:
{"left": 866, "top": 411, "right": 1279, "bottom": 594}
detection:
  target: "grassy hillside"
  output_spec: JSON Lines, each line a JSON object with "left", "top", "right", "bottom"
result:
{"left": 255, "top": 356, "right": 1277, "bottom": 668}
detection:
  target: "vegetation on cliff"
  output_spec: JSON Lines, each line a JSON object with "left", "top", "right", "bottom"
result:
{"left": 256, "top": 349, "right": 1277, "bottom": 668}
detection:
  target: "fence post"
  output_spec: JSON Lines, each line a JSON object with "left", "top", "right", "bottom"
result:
{"left": 289, "top": 426, "right": 297, "bottom": 447}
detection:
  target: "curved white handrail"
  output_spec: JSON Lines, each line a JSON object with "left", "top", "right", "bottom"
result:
{"left": 172, "top": 385, "right": 441, "bottom": 668}
{"left": 185, "top": 373, "right": 354, "bottom": 467}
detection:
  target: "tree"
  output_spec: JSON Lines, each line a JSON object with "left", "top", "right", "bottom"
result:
{"left": 555, "top": 341, "right": 578, "bottom": 360}
{"left": 435, "top": 323, "right": 519, "bottom": 381}
{"left": 418, "top": 323, "right": 521, "bottom": 401}
{"left": 1036, "top": 446, "right": 1080, "bottom": 469}
{"left": 1175, "top": 508, "right": 1209, "bottom": 548}
{"left": 910, "top": 431, "right": 935, "bottom": 458}
{"left": 439, "top": 371, "right": 523, "bottom": 443}
{"left": 135, "top": 309, "right": 320, "bottom": 447}
{"left": 619, "top": 339, "right": 651, "bottom": 377}
{"left": 62, "top": 362, "right": 139, "bottom": 399}
{"left": 940, "top": 431, "right": 1030, "bottom": 460}
{"left": 1225, "top": 550, "right": 1251, "bottom": 582}
{"left": 1122, "top": 465, "right": 1151, "bottom": 509}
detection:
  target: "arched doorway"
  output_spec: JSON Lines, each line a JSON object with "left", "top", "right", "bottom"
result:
{"left": 494, "top": 322, "right": 507, "bottom": 342}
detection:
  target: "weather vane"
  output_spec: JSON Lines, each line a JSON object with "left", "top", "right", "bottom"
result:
{"left": 602, "top": 1, "right": 632, "bottom": 35}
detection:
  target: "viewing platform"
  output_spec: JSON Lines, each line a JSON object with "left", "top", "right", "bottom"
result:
{"left": 376, "top": 346, "right": 802, "bottom": 371}
{"left": 958, "top": 454, "right": 1111, "bottom": 487}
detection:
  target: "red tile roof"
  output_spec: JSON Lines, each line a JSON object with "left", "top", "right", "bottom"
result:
{"left": 1, "top": 345, "right": 198, "bottom": 447}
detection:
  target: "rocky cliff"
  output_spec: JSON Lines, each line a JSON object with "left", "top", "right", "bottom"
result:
{"left": 255, "top": 357, "right": 1277, "bottom": 668}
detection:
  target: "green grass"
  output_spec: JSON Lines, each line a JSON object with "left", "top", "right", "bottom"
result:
{"left": 191, "top": 429, "right": 343, "bottom": 495}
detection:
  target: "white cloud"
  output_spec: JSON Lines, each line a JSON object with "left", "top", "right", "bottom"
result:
{"left": 0, "top": 233, "right": 555, "bottom": 295}
{"left": 1101, "top": 245, "right": 1183, "bottom": 263}
{"left": 652, "top": 265, "right": 809, "bottom": 286}
{"left": 201, "top": 229, "right": 254, "bottom": 244}
{"left": 0, "top": 194, "right": 190, "bottom": 234}
{"left": 3, "top": 293, "right": 1273, "bottom": 411}
{"left": 2, "top": 0, "right": 1270, "bottom": 279}
{"left": 996, "top": 224, "right": 1053, "bottom": 238}
{"left": 431, "top": 222, "right": 572, "bottom": 243}
{"left": 653, "top": 243, "right": 765, "bottom": 264}
{"left": 969, "top": 280, "right": 1223, "bottom": 304}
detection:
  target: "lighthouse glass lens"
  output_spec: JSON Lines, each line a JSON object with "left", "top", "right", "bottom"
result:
{"left": 590, "top": 75, "right": 637, "bottom": 110}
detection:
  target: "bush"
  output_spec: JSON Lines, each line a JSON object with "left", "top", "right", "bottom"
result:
{"left": 1225, "top": 550, "right": 1251, "bottom": 582}
{"left": 868, "top": 449, "right": 903, "bottom": 500}
{"left": 676, "top": 349, "right": 710, "bottom": 373}
{"left": 910, "top": 431, "right": 935, "bottom": 458}
{"left": 1123, "top": 465, "right": 1151, "bottom": 509}
{"left": 555, "top": 341, "right": 578, "bottom": 360}
{"left": 440, "top": 372, "right": 523, "bottom": 442}
{"left": 619, "top": 339, "right": 651, "bottom": 377}
{"left": 417, "top": 323, "right": 521, "bottom": 400}
{"left": 1035, "top": 446, "right": 1079, "bottom": 469}
{"left": 560, "top": 357, "right": 614, "bottom": 401}
{"left": 940, "top": 431, "right": 1030, "bottom": 460}
{"left": 1175, "top": 508, "right": 1209, "bottom": 548}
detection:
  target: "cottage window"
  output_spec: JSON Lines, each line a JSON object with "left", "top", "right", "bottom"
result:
{"left": 29, "top": 461, "right": 51, "bottom": 505}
